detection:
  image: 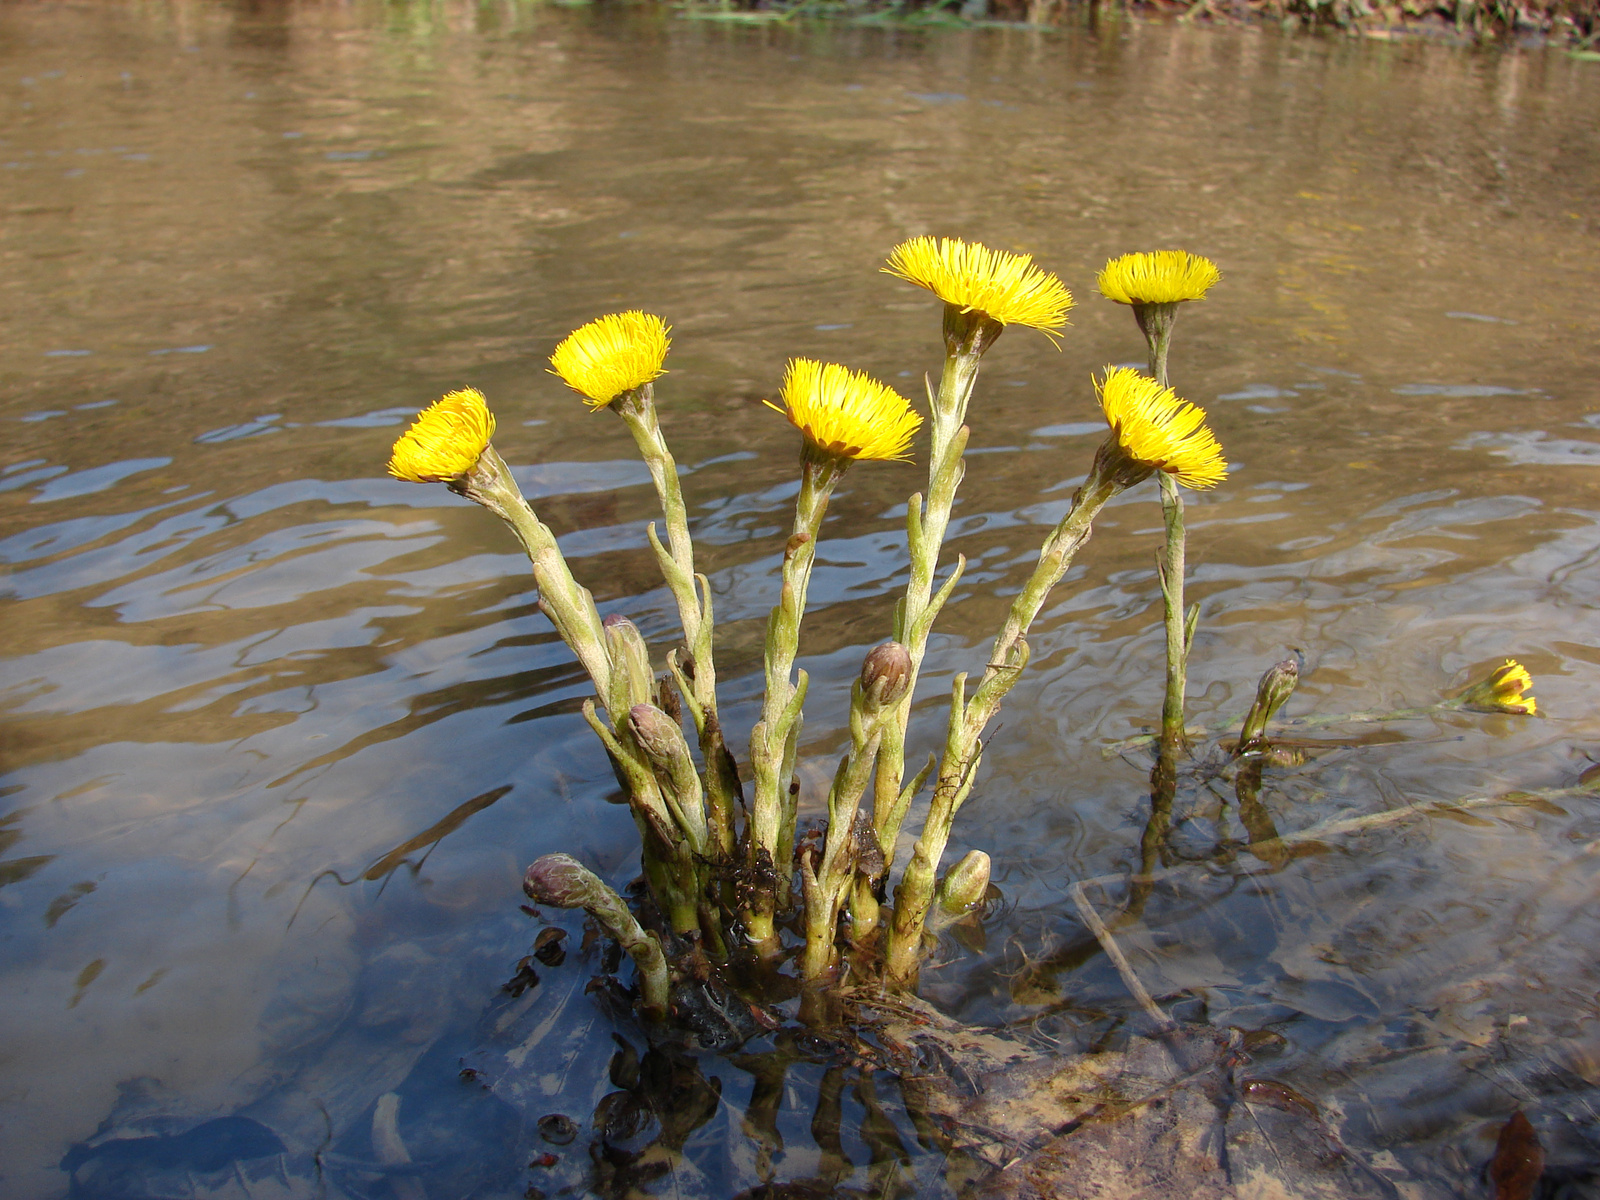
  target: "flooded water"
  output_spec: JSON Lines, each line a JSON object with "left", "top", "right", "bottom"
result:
{"left": 3, "top": 1, "right": 1600, "bottom": 1195}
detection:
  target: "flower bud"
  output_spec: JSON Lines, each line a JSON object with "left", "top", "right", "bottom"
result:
{"left": 936, "top": 849, "right": 991, "bottom": 917}
{"left": 626, "top": 703, "right": 687, "bottom": 766}
{"left": 1458, "top": 658, "right": 1537, "bottom": 716}
{"left": 1238, "top": 657, "right": 1299, "bottom": 749}
{"left": 859, "top": 640, "right": 913, "bottom": 709}
{"left": 603, "top": 614, "right": 653, "bottom": 711}
{"left": 523, "top": 853, "right": 606, "bottom": 910}
{"left": 521, "top": 853, "right": 669, "bottom": 1019}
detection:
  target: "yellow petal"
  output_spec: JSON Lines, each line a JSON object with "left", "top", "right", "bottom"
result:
{"left": 884, "top": 236, "right": 1073, "bottom": 333}
{"left": 549, "top": 311, "right": 671, "bottom": 408}
{"left": 388, "top": 388, "right": 496, "bottom": 482}
{"left": 767, "top": 359, "right": 922, "bottom": 462}
{"left": 1096, "top": 366, "right": 1226, "bottom": 489}
{"left": 1097, "top": 250, "right": 1221, "bottom": 306}
{"left": 1492, "top": 659, "right": 1537, "bottom": 714}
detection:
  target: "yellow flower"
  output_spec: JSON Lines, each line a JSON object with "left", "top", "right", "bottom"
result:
{"left": 1459, "top": 659, "right": 1537, "bottom": 715}
{"left": 1096, "top": 366, "right": 1226, "bottom": 489}
{"left": 1097, "top": 251, "right": 1221, "bottom": 306}
{"left": 765, "top": 359, "right": 922, "bottom": 462}
{"left": 549, "top": 311, "right": 670, "bottom": 409}
{"left": 883, "top": 236, "right": 1073, "bottom": 334}
{"left": 388, "top": 388, "right": 496, "bottom": 482}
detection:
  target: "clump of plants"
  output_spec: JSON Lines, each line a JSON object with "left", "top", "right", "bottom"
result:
{"left": 386, "top": 238, "right": 1529, "bottom": 1024}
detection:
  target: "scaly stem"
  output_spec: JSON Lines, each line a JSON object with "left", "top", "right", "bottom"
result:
{"left": 457, "top": 446, "right": 612, "bottom": 705}
{"left": 1157, "top": 472, "right": 1189, "bottom": 758}
{"left": 581, "top": 700, "right": 700, "bottom": 935}
{"left": 523, "top": 854, "right": 670, "bottom": 1020}
{"left": 1134, "top": 302, "right": 1190, "bottom": 761}
{"left": 872, "top": 309, "right": 1001, "bottom": 885}
{"left": 458, "top": 450, "right": 701, "bottom": 933}
{"left": 801, "top": 686, "right": 889, "bottom": 983}
{"left": 745, "top": 452, "right": 846, "bottom": 943}
{"left": 884, "top": 452, "right": 1126, "bottom": 984}
{"left": 1135, "top": 302, "right": 1175, "bottom": 390}
{"left": 613, "top": 387, "right": 741, "bottom": 860}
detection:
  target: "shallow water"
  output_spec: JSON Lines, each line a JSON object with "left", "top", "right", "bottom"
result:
{"left": 3, "top": 1, "right": 1600, "bottom": 1196}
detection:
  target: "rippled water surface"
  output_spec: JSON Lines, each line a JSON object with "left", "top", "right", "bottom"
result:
{"left": 4, "top": 2, "right": 1600, "bottom": 1196}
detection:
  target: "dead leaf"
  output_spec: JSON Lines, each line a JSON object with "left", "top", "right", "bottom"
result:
{"left": 1489, "top": 1110, "right": 1543, "bottom": 1200}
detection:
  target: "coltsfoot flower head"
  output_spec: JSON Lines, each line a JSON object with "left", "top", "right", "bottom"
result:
{"left": 549, "top": 311, "right": 671, "bottom": 409}
{"left": 884, "top": 236, "right": 1073, "bottom": 335}
{"left": 1459, "top": 659, "right": 1537, "bottom": 715}
{"left": 1097, "top": 251, "right": 1221, "bottom": 306}
{"left": 766, "top": 359, "right": 922, "bottom": 463}
{"left": 1096, "top": 366, "right": 1227, "bottom": 490}
{"left": 388, "top": 388, "right": 496, "bottom": 482}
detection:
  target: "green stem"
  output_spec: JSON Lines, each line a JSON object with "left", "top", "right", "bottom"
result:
{"left": 884, "top": 454, "right": 1126, "bottom": 983}
{"left": 1134, "top": 303, "right": 1190, "bottom": 762}
{"left": 458, "top": 446, "right": 612, "bottom": 705}
{"left": 1158, "top": 472, "right": 1189, "bottom": 758}
{"left": 873, "top": 312, "right": 1000, "bottom": 868}
{"left": 613, "top": 387, "right": 741, "bottom": 860}
{"left": 582, "top": 700, "right": 700, "bottom": 935}
{"left": 745, "top": 451, "right": 846, "bottom": 942}
{"left": 523, "top": 854, "right": 670, "bottom": 1019}
{"left": 458, "top": 448, "right": 712, "bottom": 932}
{"left": 1135, "top": 302, "right": 1177, "bottom": 390}
{"left": 801, "top": 688, "right": 889, "bottom": 983}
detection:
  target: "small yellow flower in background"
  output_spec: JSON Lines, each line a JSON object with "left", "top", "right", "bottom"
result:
{"left": 1097, "top": 251, "right": 1221, "bottom": 306}
{"left": 389, "top": 388, "right": 496, "bottom": 482}
{"left": 766, "top": 359, "right": 922, "bottom": 462}
{"left": 549, "top": 311, "right": 671, "bottom": 409}
{"left": 883, "top": 236, "right": 1073, "bottom": 334}
{"left": 1096, "top": 366, "right": 1226, "bottom": 489}
{"left": 1459, "top": 659, "right": 1537, "bottom": 715}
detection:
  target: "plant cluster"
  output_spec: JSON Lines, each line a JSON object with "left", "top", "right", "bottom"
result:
{"left": 389, "top": 237, "right": 1240, "bottom": 1015}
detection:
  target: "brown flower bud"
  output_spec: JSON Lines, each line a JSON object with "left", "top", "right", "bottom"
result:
{"left": 523, "top": 853, "right": 604, "bottom": 910}
{"left": 521, "top": 853, "right": 669, "bottom": 1019}
{"left": 860, "top": 640, "right": 913, "bottom": 708}
{"left": 626, "top": 703, "right": 687, "bottom": 766}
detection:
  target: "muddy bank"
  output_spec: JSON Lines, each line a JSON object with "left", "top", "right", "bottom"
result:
{"left": 674, "top": 0, "right": 1600, "bottom": 48}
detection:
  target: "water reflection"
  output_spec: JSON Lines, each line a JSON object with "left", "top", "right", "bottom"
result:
{"left": 3, "top": 0, "right": 1600, "bottom": 1195}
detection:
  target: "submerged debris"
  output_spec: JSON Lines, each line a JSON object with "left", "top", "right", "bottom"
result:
{"left": 1489, "top": 1111, "right": 1544, "bottom": 1200}
{"left": 865, "top": 992, "right": 1412, "bottom": 1199}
